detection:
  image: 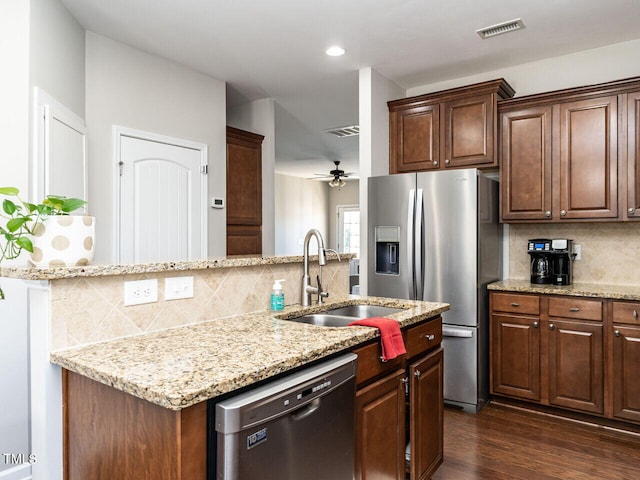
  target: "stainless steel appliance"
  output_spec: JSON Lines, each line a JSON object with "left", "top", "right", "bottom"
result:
{"left": 368, "top": 169, "right": 501, "bottom": 413}
{"left": 528, "top": 238, "right": 574, "bottom": 285}
{"left": 213, "top": 353, "right": 357, "bottom": 480}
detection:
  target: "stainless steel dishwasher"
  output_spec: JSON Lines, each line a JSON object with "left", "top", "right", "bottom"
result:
{"left": 214, "top": 353, "right": 357, "bottom": 480}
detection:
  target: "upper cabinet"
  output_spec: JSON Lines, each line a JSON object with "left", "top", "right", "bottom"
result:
{"left": 388, "top": 79, "right": 515, "bottom": 173}
{"left": 499, "top": 76, "right": 640, "bottom": 223}
{"left": 627, "top": 91, "right": 640, "bottom": 219}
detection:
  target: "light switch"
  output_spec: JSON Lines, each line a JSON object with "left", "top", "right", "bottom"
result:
{"left": 165, "top": 276, "right": 194, "bottom": 300}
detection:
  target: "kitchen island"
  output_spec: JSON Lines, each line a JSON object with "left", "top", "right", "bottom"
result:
{"left": 1, "top": 255, "right": 448, "bottom": 479}
{"left": 56, "top": 296, "right": 447, "bottom": 480}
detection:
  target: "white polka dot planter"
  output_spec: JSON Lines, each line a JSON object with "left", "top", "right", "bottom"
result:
{"left": 29, "top": 215, "right": 95, "bottom": 267}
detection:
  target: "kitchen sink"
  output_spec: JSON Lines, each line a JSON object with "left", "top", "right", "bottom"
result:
{"left": 283, "top": 304, "right": 406, "bottom": 327}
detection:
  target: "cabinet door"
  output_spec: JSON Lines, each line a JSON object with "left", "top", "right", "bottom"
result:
{"left": 390, "top": 104, "right": 440, "bottom": 173}
{"left": 500, "top": 107, "right": 553, "bottom": 221}
{"left": 612, "top": 325, "right": 640, "bottom": 422}
{"left": 355, "top": 369, "right": 406, "bottom": 480}
{"left": 226, "top": 128, "right": 263, "bottom": 226}
{"left": 409, "top": 347, "right": 443, "bottom": 480}
{"left": 490, "top": 314, "right": 541, "bottom": 401}
{"left": 627, "top": 91, "right": 640, "bottom": 219}
{"left": 547, "top": 319, "right": 604, "bottom": 414}
{"left": 444, "top": 94, "right": 495, "bottom": 168}
{"left": 559, "top": 96, "right": 618, "bottom": 219}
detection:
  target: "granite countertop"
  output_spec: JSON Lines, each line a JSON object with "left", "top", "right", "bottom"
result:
{"left": 489, "top": 279, "right": 640, "bottom": 301}
{"left": 0, "top": 252, "right": 350, "bottom": 281}
{"left": 50, "top": 295, "right": 449, "bottom": 410}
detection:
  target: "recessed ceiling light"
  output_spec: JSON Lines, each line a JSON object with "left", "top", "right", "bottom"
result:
{"left": 326, "top": 46, "right": 346, "bottom": 57}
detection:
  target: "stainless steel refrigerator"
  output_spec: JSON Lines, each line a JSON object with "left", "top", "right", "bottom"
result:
{"left": 368, "top": 168, "right": 501, "bottom": 413}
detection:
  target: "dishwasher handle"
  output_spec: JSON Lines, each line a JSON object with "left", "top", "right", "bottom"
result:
{"left": 442, "top": 327, "right": 473, "bottom": 338}
{"left": 291, "top": 398, "right": 321, "bottom": 422}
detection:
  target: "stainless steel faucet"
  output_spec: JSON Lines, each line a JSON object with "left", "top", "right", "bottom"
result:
{"left": 301, "top": 229, "right": 328, "bottom": 306}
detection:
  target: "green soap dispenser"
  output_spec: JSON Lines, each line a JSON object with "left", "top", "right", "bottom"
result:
{"left": 270, "top": 279, "right": 285, "bottom": 311}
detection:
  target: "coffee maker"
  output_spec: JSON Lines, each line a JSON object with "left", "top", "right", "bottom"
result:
{"left": 528, "top": 238, "right": 574, "bottom": 285}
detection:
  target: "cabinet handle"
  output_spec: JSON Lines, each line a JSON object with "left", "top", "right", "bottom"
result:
{"left": 545, "top": 211, "right": 552, "bottom": 218}
{"left": 433, "top": 161, "right": 439, "bottom": 166}
{"left": 414, "top": 370, "right": 421, "bottom": 379}
{"left": 569, "top": 307, "right": 580, "bottom": 312}
{"left": 614, "top": 330, "right": 621, "bottom": 337}
{"left": 445, "top": 159, "right": 450, "bottom": 165}
{"left": 379, "top": 356, "right": 388, "bottom": 363}
{"left": 533, "top": 321, "right": 539, "bottom": 328}
{"left": 629, "top": 208, "right": 636, "bottom": 215}
{"left": 633, "top": 310, "right": 638, "bottom": 319}
{"left": 549, "top": 323, "right": 555, "bottom": 330}
{"left": 424, "top": 334, "right": 435, "bottom": 341}
{"left": 560, "top": 210, "right": 567, "bottom": 216}
{"left": 510, "top": 302, "right": 520, "bottom": 307}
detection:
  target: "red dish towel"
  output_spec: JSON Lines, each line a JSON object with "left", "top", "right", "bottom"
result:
{"left": 348, "top": 317, "right": 407, "bottom": 361}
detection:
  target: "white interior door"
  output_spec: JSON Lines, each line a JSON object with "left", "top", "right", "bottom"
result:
{"left": 33, "top": 88, "right": 87, "bottom": 208}
{"left": 118, "top": 132, "right": 207, "bottom": 263}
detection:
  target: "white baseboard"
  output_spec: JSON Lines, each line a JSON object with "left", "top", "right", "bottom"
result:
{"left": 0, "top": 464, "right": 31, "bottom": 480}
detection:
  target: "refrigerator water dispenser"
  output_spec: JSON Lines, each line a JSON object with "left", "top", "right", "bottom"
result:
{"left": 375, "top": 226, "right": 400, "bottom": 275}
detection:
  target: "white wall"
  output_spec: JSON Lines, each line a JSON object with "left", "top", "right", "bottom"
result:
{"left": 358, "top": 67, "right": 405, "bottom": 294}
{"left": 407, "top": 38, "right": 640, "bottom": 98}
{"left": 274, "top": 174, "right": 329, "bottom": 255}
{"left": 327, "top": 180, "right": 359, "bottom": 251}
{"left": 85, "top": 32, "right": 227, "bottom": 262}
{"left": 29, "top": 0, "right": 85, "bottom": 119}
{"left": 227, "top": 99, "right": 276, "bottom": 255}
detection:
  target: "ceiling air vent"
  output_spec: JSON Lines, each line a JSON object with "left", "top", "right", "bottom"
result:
{"left": 325, "top": 125, "right": 360, "bottom": 138}
{"left": 476, "top": 18, "right": 525, "bottom": 39}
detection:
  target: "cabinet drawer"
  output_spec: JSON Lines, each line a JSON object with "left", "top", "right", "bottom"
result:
{"left": 492, "top": 293, "right": 539, "bottom": 315}
{"left": 353, "top": 341, "right": 404, "bottom": 386}
{"left": 548, "top": 297, "right": 603, "bottom": 321}
{"left": 612, "top": 301, "right": 640, "bottom": 325}
{"left": 404, "top": 317, "right": 442, "bottom": 358}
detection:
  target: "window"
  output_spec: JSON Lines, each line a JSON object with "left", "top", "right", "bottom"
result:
{"left": 337, "top": 205, "right": 360, "bottom": 258}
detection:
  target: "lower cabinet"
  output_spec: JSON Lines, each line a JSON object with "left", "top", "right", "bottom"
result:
{"left": 611, "top": 301, "right": 640, "bottom": 423}
{"left": 490, "top": 292, "right": 640, "bottom": 427}
{"left": 353, "top": 317, "right": 443, "bottom": 480}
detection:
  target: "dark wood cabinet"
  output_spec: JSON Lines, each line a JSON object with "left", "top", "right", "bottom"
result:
{"left": 353, "top": 316, "right": 443, "bottom": 480}
{"left": 500, "top": 76, "right": 640, "bottom": 223}
{"left": 408, "top": 347, "right": 443, "bottom": 480}
{"left": 226, "top": 126, "right": 264, "bottom": 255}
{"left": 490, "top": 313, "right": 541, "bottom": 401}
{"left": 547, "top": 319, "right": 604, "bottom": 414}
{"left": 490, "top": 293, "right": 541, "bottom": 401}
{"left": 64, "top": 371, "right": 207, "bottom": 480}
{"left": 389, "top": 79, "right": 514, "bottom": 173}
{"left": 611, "top": 301, "right": 640, "bottom": 422}
{"left": 558, "top": 96, "right": 618, "bottom": 220}
{"left": 355, "top": 369, "right": 406, "bottom": 480}
{"left": 626, "top": 91, "right": 640, "bottom": 219}
{"left": 491, "top": 293, "right": 605, "bottom": 416}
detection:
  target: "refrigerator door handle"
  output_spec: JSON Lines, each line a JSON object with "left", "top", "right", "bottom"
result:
{"left": 442, "top": 327, "right": 474, "bottom": 338}
{"left": 407, "top": 189, "right": 415, "bottom": 299}
{"left": 414, "top": 188, "right": 424, "bottom": 300}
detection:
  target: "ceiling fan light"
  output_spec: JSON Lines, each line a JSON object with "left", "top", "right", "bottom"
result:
{"left": 329, "top": 178, "right": 339, "bottom": 187}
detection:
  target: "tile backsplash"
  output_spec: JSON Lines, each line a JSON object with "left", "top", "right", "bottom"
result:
{"left": 50, "top": 260, "right": 349, "bottom": 351}
{"left": 509, "top": 223, "right": 640, "bottom": 285}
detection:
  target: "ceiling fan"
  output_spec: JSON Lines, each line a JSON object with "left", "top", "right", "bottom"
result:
{"left": 314, "top": 161, "right": 354, "bottom": 187}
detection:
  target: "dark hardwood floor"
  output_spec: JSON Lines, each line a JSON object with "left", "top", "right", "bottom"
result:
{"left": 431, "top": 402, "right": 640, "bottom": 480}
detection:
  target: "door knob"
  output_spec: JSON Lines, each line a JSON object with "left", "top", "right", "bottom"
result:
{"left": 445, "top": 159, "right": 450, "bottom": 165}
{"left": 545, "top": 211, "right": 552, "bottom": 218}
{"left": 549, "top": 323, "right": 555, "bottom": 330}
{"left": 614, "top": 330, "right": 621, "bottom": 337}
{"left": 560, "top": 210, "right": 567, "bottom": 216}
{"left": 432, "top": 161, "right": 439, "bottom": 166}
{"left": 629, "top": 208, "right": 636, "bottom": 215}
{"left": 533, "top": 321, "right": 539, "bottom": 328}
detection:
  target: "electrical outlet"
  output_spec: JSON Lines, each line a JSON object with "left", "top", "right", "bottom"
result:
{"left": 165, "top": 276, "right": 194, "bottom": 300}
{"left": 124, "top": 279, "right": 158, "bottom": 306}
{"left": 573, "top": 244, "right": 582, "bottom": 260}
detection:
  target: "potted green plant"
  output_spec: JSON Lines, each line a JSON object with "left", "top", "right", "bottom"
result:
{"left": 0, "top": 187, "right": 88, "bottom": 299}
